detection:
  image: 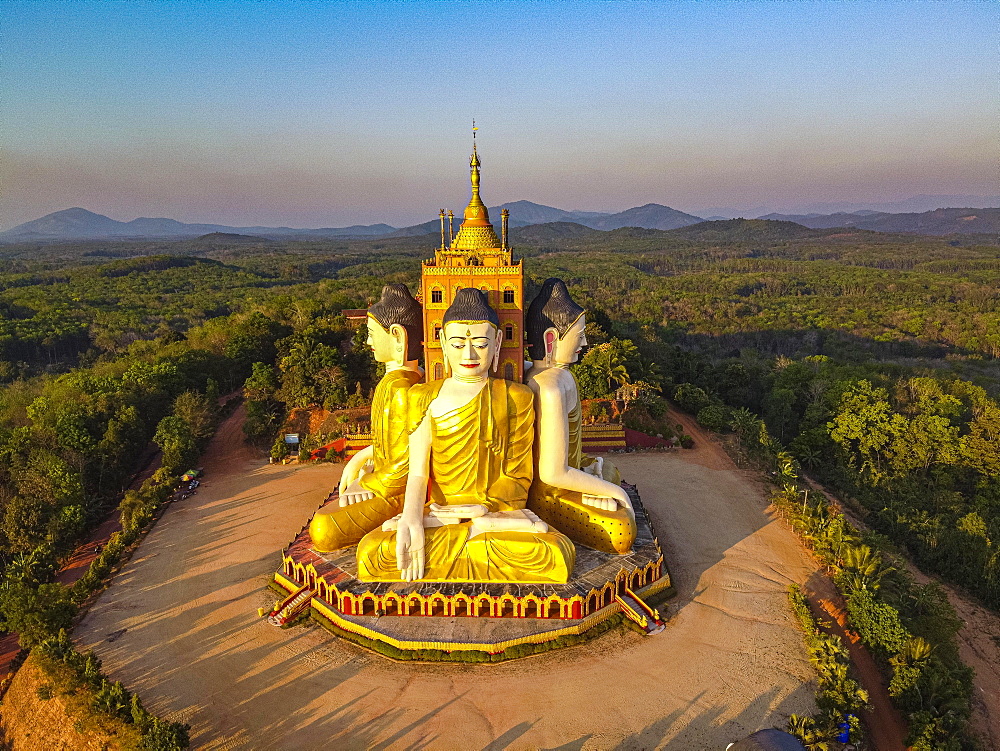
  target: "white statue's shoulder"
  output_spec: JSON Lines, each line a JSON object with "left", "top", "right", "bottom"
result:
{"left": 526, "top": 365, "right": 559, "bottom": 387}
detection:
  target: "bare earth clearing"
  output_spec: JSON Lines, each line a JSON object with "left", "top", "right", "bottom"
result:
{"left": 75, "top": 408, "right": 822, "bottom": 750}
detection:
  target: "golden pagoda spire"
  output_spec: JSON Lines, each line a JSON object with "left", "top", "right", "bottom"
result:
{"left": 451, "top": 121, "right": 501, "bottom": 251}
{"left": 470, "top": 120, "right": 481, "bottom": 196}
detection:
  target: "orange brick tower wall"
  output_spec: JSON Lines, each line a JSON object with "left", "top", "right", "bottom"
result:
{"left": 421, "top": 142, "right": 524, "bottom": 382}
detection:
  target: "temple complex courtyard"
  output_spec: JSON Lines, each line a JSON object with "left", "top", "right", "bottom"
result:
{"left": 75, "top": 405, "right": 820, "bottom": 749}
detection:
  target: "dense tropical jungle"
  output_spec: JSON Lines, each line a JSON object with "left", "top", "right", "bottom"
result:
{"left": 0, "top": 218, "right": 998, "bottom": 749}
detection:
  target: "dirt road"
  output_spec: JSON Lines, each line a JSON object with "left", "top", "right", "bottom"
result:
{"left": 76, "top": 410, "right": 823, "bottom": 749}
{"left": 802, "top": 474, "right": 1000, "bottom": 747}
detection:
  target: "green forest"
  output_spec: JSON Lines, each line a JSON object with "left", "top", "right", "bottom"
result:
{"left": 0, "top": 219, "right": 998, "bottom": 748}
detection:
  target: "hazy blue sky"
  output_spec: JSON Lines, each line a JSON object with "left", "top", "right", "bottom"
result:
{"left": 2, "top": 0, "right": 996, "bottom": 228}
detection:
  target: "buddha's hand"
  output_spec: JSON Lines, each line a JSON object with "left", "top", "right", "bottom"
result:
{"left": 428, "top": 503, "right": 488, "bottom": 523}
{"left": 340, "top": 478, "right": 375, "bottom": 506}
{"left": 521, "top": 509, "right": 550, "bottom": 534}
{"left": 338, "top": 449, "right": 373, "bottom": 494}
{"left": 582, "top": 486, "right": 633, "bottom": 513}
{"left": 396, "top": 515, "right": 426, "bottom": 581}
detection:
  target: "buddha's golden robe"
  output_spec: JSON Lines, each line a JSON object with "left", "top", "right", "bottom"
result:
{"left": 357, "top": 377, "right": 575, "bottom": 583}
{"left": 309, "top": 368, "right": 421, "bottom": 553}
{"left": 528, "top": 385, "right": 636, "bottom": 555}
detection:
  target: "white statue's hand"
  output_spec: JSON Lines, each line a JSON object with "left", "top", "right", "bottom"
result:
{"left": 521, "top": 509, "right": 549, "bottom": 533}
{"left": 396, "top": 515, "right": 425, "bottom": 581}
{"left": 582, "top": 487, "right": 632, "bottom": 512}
{"left": 581, "top": 494, "right": 618, "bottom": 511}
{"left": 339, "top": 478, "right": 375, "bottom": 506}
{"left": 338, "top": 452, "right": 373, "bottom": 494}
{"left": 469, "top": 509, "right": 550, "bottom": 534}
{"left": 428, "top": 502, "right": 488, "bottom": 520}
{"left": 382, "top": 513, "right": 403, "bottom": 531}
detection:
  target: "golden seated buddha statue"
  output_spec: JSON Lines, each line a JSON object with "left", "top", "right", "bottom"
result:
{"left": 357, "top": 289, "right": 575, "bottom": 584}
{"left": 309, "top": 284, "right": 423, "bottom": 553}
{"left": 525, "top": 279, "right": 636, "bottom": 555}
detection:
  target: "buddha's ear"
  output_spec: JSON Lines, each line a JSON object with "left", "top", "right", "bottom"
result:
{"left": 388, "top": 323, "right": 407, "bottom": 364}
{"left": 544, "top": 327, "right": 558, "bottom": 364}
{"left": 492, "top": 327, "right": 503, "bottom": 372}
{"left": 544, "top": 328, "right": 557, "bottom": 352}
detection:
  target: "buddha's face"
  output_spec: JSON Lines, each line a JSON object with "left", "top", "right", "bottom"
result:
{"left": 443, "top": 321, "right": 500, "bottom": 379}
{"left": 366, "top": 317, "right": 396, "bottom": 364}
{"left": 552, "top": 314, "right": 587, "bottom": 366}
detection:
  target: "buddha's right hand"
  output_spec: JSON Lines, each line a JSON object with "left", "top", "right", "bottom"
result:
{"left": 340, "top": 478, "right": 376, "bottom": 506}
{"left": 396, "top": 516, "right": 425, "bottom": 581}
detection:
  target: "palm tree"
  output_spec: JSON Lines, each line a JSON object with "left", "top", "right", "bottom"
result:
{"left": 796, "top": 444, "right": 823, "bottom": 470}
{"left": 729, "top": 407, "right": 760, "bottom": 439}
{"left": 902, "top": 636, "right": 933, "bottom": 662}
{"left": 786, "top": 715, "right": 831, "bottom": 751}
{"left": 637, "top": 355, "right": 664, "bottom": 389}
{"left": 840, "top": 544, "right": 895, "bottom": 591}
{"left": 604, "top": 350, "right": 630, "bottom": 393}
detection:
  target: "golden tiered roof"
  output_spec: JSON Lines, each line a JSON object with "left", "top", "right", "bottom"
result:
{"left": 435, "top": 135, "right": 513, "bottom": 263}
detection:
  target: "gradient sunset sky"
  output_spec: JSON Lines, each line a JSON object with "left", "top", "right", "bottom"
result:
{"left": 2, "top": 0, "right": 996, "bottom": 229}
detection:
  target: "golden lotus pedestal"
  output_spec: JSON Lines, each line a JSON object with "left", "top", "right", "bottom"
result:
{"left": 274, "top": 485, "right": 672, "bottom": 656}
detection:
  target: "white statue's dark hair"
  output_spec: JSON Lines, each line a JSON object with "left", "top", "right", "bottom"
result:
{"left": 368, "top": 284, "right": 423, "bottom": 360}
{"left": 442, "top": 288, "right": 499, "bottom": 329}
{"left": 526, "top": 278, "right": 584, "bottom": 360}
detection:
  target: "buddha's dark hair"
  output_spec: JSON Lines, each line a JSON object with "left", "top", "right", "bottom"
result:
{"left": 526, "top": 278, "right": 585, "bottom": 360}
{"left": 367, "top": 283, "right": 423, "bottom": 360}
{"left": 442, "top": 288, "right": 499, "bottom": 330}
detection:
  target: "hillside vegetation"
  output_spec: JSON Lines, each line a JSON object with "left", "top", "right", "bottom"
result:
{"left": 0, "top": 221, "right": 999, "bottom": 748}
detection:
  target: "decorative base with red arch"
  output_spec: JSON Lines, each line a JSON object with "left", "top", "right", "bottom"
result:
{"left": 272, "top": 484, "right": 672, "bottom": 654}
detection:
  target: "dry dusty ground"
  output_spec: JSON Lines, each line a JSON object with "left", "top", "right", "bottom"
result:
{"left": 75, "top": 409, "right": 822, "bottom": 750}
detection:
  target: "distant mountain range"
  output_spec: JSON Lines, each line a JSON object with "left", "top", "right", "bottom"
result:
{"left": 2, "top": 199, "right": 997, "bottom": 243}
{"left": 698, "top": 194, "right": 1000, "bottom": 219}
{"left": 0, "top": 208, "right": 395, "bottom": 242}
{"left": 758, "top": 207, "right": 1000, "bottom": 235}
{"left": 388, "top": 201, "right": 704, "bottom": 237}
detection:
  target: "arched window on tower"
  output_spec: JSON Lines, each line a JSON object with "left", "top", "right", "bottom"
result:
{"left": 434, "top": 362, "right": 444, "bottom": 380}
{"left": 504, "top": 362, "right": 515, "bottom": 380}
{"left": 504, "top": 323, "right": 514, "bottom": 341}
{"left": 503, "top": 289, "right": 516, "bottom": 304}
{"left": 434, "top": 324, "right": 441, "bottom": 341}
{"left": 431, "top": 288, "right": 443, "bottom": 304}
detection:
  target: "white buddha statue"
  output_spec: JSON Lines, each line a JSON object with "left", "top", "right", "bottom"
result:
{"left": 525, "top": 279, "right": 636, "bottom": 554}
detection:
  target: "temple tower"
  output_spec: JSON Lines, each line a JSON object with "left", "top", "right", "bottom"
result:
{"left": 421, "top": 137, "right": 524, "bottom": 382}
